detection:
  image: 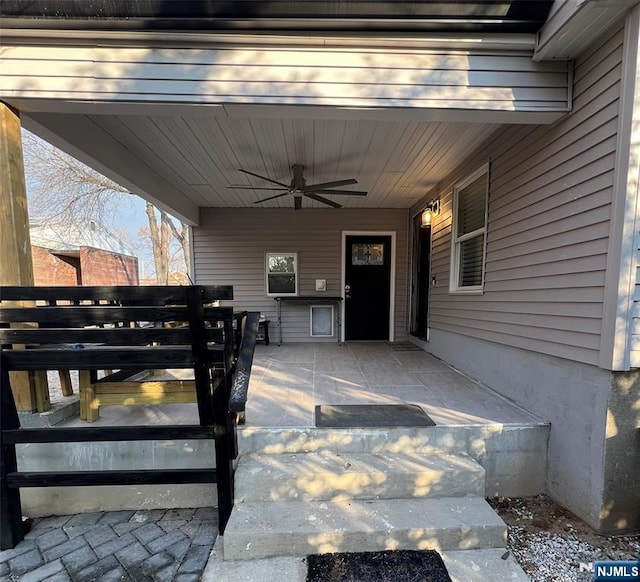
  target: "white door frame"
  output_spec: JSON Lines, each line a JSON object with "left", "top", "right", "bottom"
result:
{"left": 341, "top": 230, "right": 396, "bottom": 343}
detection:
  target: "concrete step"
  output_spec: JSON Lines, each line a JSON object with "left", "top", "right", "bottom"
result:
{"left": 442, "top": 548, "right": 531, "bottom": 581}
{"left": 238, "top": 424, "right": 550, "bottom": 498}
{"left": 223, "top": 497, "right": 506, "bottom": 561}
{"left": 204, "top": 540, "right": 531, "bottom": 582}
{"left": 235, "top": 450, "right": 485, "bottom": 502}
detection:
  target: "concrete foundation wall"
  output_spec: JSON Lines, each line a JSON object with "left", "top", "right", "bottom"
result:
{"left": 601, "top": 372, "right": 640, "bottom": 533}
{"left": 17, "top": 439, "right": 217, "bottom": 517}
{"left": 20, "top": 485, "right": 217, "bottom": 517}
{"left": 420, "top": 329, "right": 611, "bottom": 530}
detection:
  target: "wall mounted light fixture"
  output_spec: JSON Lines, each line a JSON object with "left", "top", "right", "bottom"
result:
{"left": 420, "top": 198, "right": 441, "bottom": 227}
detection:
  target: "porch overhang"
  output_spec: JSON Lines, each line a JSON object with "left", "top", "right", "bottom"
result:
{"left": 0, "top": 30, "right": 571, "bottom": 225}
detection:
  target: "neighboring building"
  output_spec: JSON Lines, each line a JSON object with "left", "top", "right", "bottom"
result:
{"left": 30, "top": 220, "right": 139, "bottom": 286}
{"left": 1, "top": 0, "right": 639, "bottom": 535}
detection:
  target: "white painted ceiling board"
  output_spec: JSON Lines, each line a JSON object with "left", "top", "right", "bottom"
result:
{"left": 66, "top": 107, "right": 505, "bottom": 210}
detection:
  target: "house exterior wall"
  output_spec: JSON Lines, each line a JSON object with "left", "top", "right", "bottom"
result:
{"left": 79, "top": 247, "right": 139, "bottom": 286}
{"left": 411, "top": 23, "right": 640, "bottom": 533}
{"left": 31, "top": 246, "right": 140, "bottom": 286}
{"left": 32, "top": 245, "right": 139, "bottom": 286}
{"left": 418, "top": 24, "right": 623, "bottom": 367}
{"left": 31, "top": 246, "right": 79, "bottom": 286}
{"left": 192, "top": 208, "right": 408, "bottom": 342}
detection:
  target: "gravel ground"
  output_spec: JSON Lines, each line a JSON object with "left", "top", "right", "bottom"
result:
{"left": 489, "top": 495, "right": 640, "bottom": 582}
{"left": 46, "top": 370, "right": 77, "bottom": 403}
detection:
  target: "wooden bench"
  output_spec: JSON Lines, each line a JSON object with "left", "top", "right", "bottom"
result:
{"left": 0, "top": 285, "right": 260, "bottom": 549}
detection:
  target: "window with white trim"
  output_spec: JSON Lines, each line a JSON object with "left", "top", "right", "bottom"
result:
{"left": 450, "top": 166, "right": 488, "bottom": 293}
{"left": 266, "top": 253, "right": 298, "bottom": 296}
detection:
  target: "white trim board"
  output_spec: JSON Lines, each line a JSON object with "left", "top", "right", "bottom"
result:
{"left": 600, "top": 5, "right": 640, "bottom": 371}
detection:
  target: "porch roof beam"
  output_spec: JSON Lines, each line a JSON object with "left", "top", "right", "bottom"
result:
{"left": 0, "top": 43, "right": 571, "bottom": 115}
{"left": 24, "top": 113, "right": 200, "bottom": 226}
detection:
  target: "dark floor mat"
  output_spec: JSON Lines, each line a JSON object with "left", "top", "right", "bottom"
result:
{"left": 315, "top": 404, "right": 435, "bottom": 428}
{"left": 306, "top": 549, "right": 452, "bottom": 582}
{"left": 388, "top": 342, "right": 423, "bottom": 351}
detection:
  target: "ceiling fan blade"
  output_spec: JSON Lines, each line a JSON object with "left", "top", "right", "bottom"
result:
{"left": 253, "top": 192, "right": 291, "bottom": 204}
{"left": 305, "top": 178, "right": 357, "bottom": 190}
{"left": 305, "top": 192, "right": 342, "bottom": 209}
{"left": 294, "top": 196, "right": 302, "bottom": 210}
{"left": 228, "top": 186, "right": 287, "bottom": 191}
{"left": 308, "top": 189, "right": 368, "bottom": 196}
{"left": 238, "top": 169, "right": 289, "bottom": 188}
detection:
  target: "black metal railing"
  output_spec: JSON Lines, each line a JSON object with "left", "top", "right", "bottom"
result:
{"left": 0, "top": 285, "right": 259, "bottom": 550}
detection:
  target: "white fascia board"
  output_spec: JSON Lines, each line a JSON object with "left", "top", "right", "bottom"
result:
{"left": 535, "top": 0, "right": 638, "bottom": 61}
{"left": 7, "top": 99, "right": 567, "bottom": 126}
{"left": 23, "top": 113, "right": 200, "bottom": 226}
{"left": 0, "top": 29, "right": 537, "bottom": 53}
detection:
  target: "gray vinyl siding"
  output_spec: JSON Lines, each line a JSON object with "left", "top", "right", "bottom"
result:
{"left": 413, "top": 26, "right": 624, "bottom": 367}
{"left": 192, "top": 208, "right": 408, "bottom": 342}
{"left": 0, "top": 45, "right": 570, "bottom": 114}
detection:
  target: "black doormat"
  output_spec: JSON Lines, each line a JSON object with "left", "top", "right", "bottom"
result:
{"left": 306, "top": 549, "right": 452, "bottom": 582}
{"left": 388, "top": 342, "right": 423, "bottom": 351}
{"left": 315, "top": 404, "right": 435, "bottom": 428}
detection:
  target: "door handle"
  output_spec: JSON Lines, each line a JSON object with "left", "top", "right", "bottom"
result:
{"left": 345, "top": 284, "right": 352, "bottom": 300}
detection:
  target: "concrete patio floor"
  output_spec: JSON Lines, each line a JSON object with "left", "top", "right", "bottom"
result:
{"left": 245, "top": 342, "right": 543, "bottom": 427}
{"left": 50, "top": 342, "right": 543, "bottom": 429}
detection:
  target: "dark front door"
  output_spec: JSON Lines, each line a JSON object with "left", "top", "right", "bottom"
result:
{"left": 344, "top": 235, "right": 392, "bottom": 340}
{"left": 411, "top": 216, "right": 431, "bottom": 340}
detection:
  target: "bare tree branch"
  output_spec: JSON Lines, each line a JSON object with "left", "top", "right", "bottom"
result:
{"left": 22, "top": 130, "right": 190, "bottom": 284}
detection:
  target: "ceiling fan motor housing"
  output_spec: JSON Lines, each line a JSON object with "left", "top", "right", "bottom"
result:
{"left": 291, "top": 164, "right": 306, "bottom": 191}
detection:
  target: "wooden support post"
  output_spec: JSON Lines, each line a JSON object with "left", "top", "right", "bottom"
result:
{"left": 31, "top": 371, "right": 51, "bottom": 412}
{"left": 59, "top": 371, "right": 74, "bottom": 396}
{"left": 79, "top": 370, "right": 99, "bottom": 422}
{"left": 0, "top": 103, "right": 47, "bottom": 412}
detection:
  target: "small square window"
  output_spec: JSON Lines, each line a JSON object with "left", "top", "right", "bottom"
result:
{"left": 266, "top": 253, "right": 298, "bottom": 296}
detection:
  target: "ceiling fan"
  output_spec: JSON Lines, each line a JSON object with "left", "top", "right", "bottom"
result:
{"left": 229, "top": 164, "right": 367, "bottom": 209}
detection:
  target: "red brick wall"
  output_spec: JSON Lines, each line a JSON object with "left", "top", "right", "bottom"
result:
{"left": 32, "top": 246, "right": 80, "bottom": 286}
{"left": 79, "top": 247, "right": 139, "bottom": 285}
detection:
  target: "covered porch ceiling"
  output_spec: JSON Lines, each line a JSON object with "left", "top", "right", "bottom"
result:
{"left": 20, "top": 104, "right": 503, "bottom": 222}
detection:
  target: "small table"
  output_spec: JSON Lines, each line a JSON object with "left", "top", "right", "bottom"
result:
{"left": 273, "top": 296, "right": 343, "bottom": 345}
